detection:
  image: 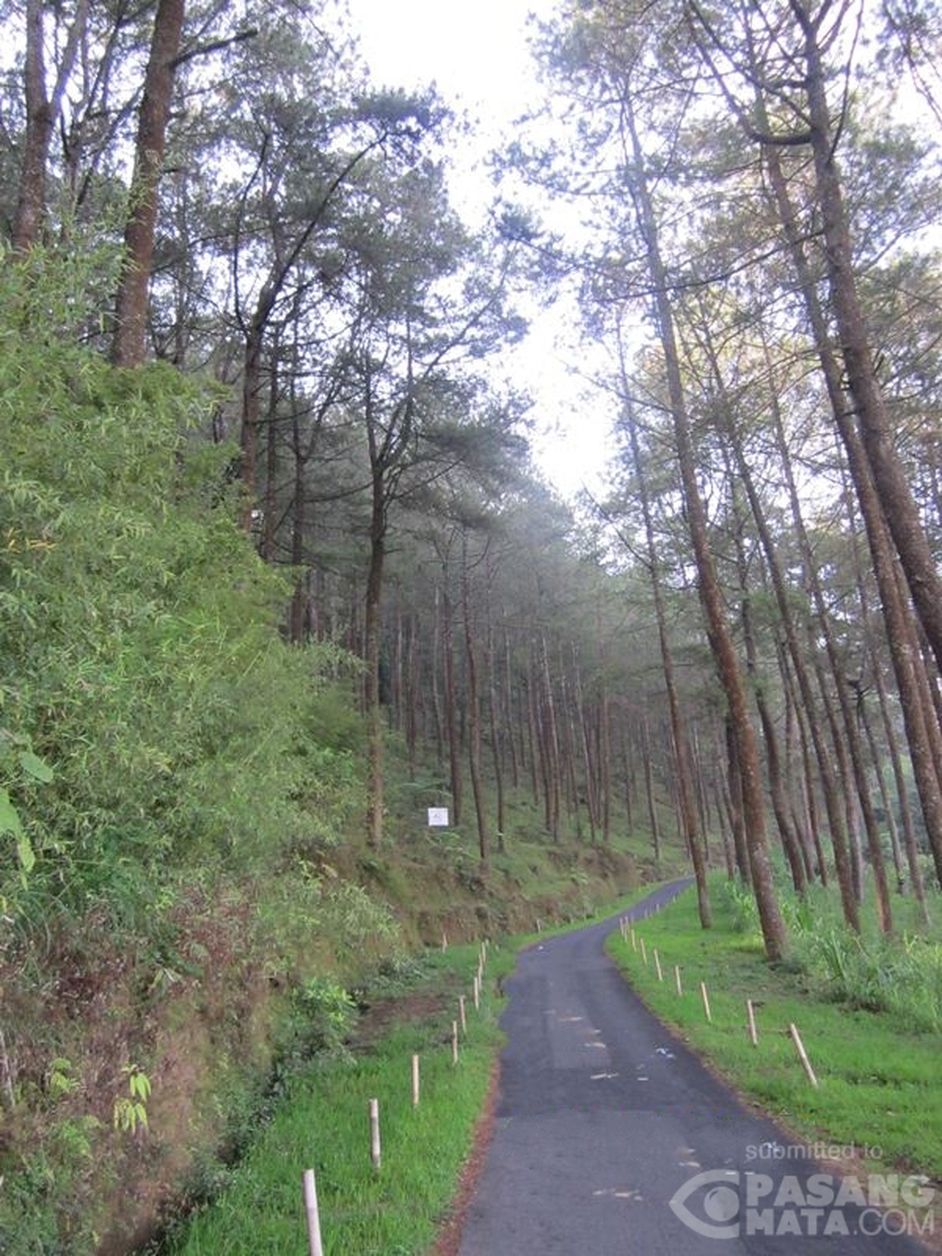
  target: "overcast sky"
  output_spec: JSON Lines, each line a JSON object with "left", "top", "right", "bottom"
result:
{"left": 344, "top": 0, "right": 616, "bottom": 500}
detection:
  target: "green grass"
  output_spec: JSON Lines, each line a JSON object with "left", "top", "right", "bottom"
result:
{"left": 608, "top": 877, "right": 942, "bottom": 1178}
{"left": 165, "top": 941, "right": 507, "bottom": 1255}
{"left": 164, "top": 882, "right": 662, "bottom": 1255}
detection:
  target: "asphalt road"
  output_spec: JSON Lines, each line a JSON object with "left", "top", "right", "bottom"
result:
{"left": 457, "top": 880, "right": 930, "bottom": 1255}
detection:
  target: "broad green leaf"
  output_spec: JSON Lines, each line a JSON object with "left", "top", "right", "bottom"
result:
{"left": 19, "top": 750, "right": 54, "bottom": 783}
{"left": 0, "top": 789, "right": 23, "bottom": 836}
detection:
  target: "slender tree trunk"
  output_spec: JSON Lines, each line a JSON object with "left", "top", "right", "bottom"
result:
{"left": 725, "top": 718, "right": 750, "bottom": 884}
{"left": 525, "top": 665, "right": 541, "bottom": 807}
{"left": 430, "top": 588, "right": 444, "bottom": 766}
{"left": 364, "top": 469, "right": 386, "bottom": 847}
{"left": 619, "top": 345, "right": 710, "bottom": 924}
{"left": 875, "top": 660, "right": 930, "bottom": 921}
{"left": 781, "top": 652, "right": 816, "bottom": 883}
{"left": 262, "top": 354, "right": 278, "bottom": 562}
{"left": 504, "top": 632, "right": 520, "bottom": 790}
{"left": 641, "top": 716, "right": 661, "bottom": 869}
{"left": 794, "top": 6, "right": 942, "bottom": 676}
{"left": 112, "top": 0, "right": 186, "bottom": 366}
{"left": 539, "top": 634, "right": 562, "bottom": 840}
{"left": 745, "top": 60, "right": 942, "bottom": 904}
{"left": 621, "top": 96, "right": 783, "bottom": 957}
{"left": 441, "top": 576, "right": 463, "bottom": 827}
{"left": 738, "top": 540, "right": 806, "bottom": 894}
{"left": 572, "top": 648, "right": 599, "bottom": 839}
{"left": 715, "top": 778, "right": 735, "bottom": 879}
{"left": 486, "top": 647, "right": 505, "bottom": 851}
{"left": 461, "top": 532, "right": 489, "bottom": 870}
{"left": 596, "top": 608, "right": 612, "bottom": 844}
{"left": 406, "top": 615, "right": 418, "bottom": 778}
{"left": 620, "top": 722, "right": 635, "bottom": 835}
{"left": 13, "top": 0, "right": 88, "bottom": 252}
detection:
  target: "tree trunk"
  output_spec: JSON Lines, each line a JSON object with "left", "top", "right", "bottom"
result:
{"left": 795, "top": 5, "right": 942, "bottom": 676}
{"left": 874, "top": 657, "right": 930, "bottom": 921}
{"left": 364, "top": 468, "right": 386, "bottom": 847}
{"left": 641, "top": 716, "right": 661, "bottom": 869}
{"left": 725, "top": 717, "right": 750, "bottom": 884}
{"left": 13, "top": 0, "right": 88, "bottom": 252}
{"left": 461, "top": 532, "right": 489, "bottom": 870}
{"left": 737, "top": 531, "right": 807, "bottom": 895}
{"left": 619, "top": 341, "right": 710, "bottom": 924}
{"left": 112, "top": 0, "right": 186, "bottom": 366}
{"left": 441, "top": 577, "right": 463, "bottom": 827}
{"left": 620, "top": 95, "right": 783, "bottom": 958}
{"left": 759, "top": 129, "right": 941, "bottom": 904}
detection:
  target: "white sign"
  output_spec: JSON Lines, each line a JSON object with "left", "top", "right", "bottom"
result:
{"left": 427, "top": 807, "right": 449, "bottom": 827}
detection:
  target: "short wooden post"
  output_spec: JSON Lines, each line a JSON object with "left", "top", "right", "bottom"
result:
{"left": 639, "top": 938, "right": 647, "bottom": 965}
{"left": 674, "top": 965, "right": 683, "bottom": 996}
{"left": 473, "top": 974, "right": 480, "bottom": 1010}
{"left": 302, "top": 1168, "right": 324, "bottom": 1256}
{"left": 536, "top": 918, "right": 543, "bottom": 933}
{"left": 459, "top": 994, "right": 467, "bottom": 1033}
{"left": 441, "top": 931, "right": 448, "bottom": 952}
{"left": 369, "top": 1097, "right": 381, "bottom": 1169}
{"left": 412, "top": 1053, "right": 420, "bottom": 1107}
{"left": 699, "top": 981, "right": 712, "bottom": 1023}
{"left": 653, "top": 948, "right": 663, "bottom": 981}
{"left": 746, "top": 999, "right": 758, "bottom": 1047}
{"left": 630, "top": 928, "right": 637, "bottom": 951}
{"left": 452, "top": 1020, "right": 459, "bottom": 1064}
{"left": 789, "top": 1023, "right": 819, "bottom": 1087}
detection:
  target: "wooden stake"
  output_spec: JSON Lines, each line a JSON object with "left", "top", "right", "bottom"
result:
{"left": 369, "top": 1098, "right": 381, "bottom": 1169}
{"left": 302, "top": 1168, "right": 324, "bottom": 1256}
{"left": 746, "top": 999, "right": 758, "bottom": 1047}
{"left": 452, "top": 1020, "right": 459, "bottom": 1064}
{"left": 639, "top": 938, "right": 647, "bottom": 964}
{"left": 674, "top": 965, "right": 683, "bottom": 996}
{"left": 699, "top": 981, "right": 712, "bottom": 1023}
{"left": 536, "top": 918, "right": 543, "bottom": 933}
{"left": 630, "top": 928, "right": 637, "bottom": 951}
{"left": 459, "top": 994, "right": 467, "bottom": 1033}
{"left": 788, "top": 1023, "right": 818, "bottom": 1087}
{"left": 653, "top": 949, "right": 663, "bottom": 981}
{"left": 441, "top": 931, "right": 447, "bottom": 952}
{"left": 412, "top": 1053, "right": 420, "bottom": 1107}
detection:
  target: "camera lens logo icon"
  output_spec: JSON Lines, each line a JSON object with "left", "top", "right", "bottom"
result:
{"left": 669, "top": 1170, "right": 742, "bottom": 1238}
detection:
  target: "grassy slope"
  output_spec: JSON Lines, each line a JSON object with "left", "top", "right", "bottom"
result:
{"left": 608, "top": 879, "right": 942, "bottom": 1179}
{"left": 163, "top": 885, "right": 661, "bottom": 1255}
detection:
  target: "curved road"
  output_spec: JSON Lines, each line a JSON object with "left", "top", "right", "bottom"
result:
{"left": 458, "top": 880, "right": 929, "bottom": 1254}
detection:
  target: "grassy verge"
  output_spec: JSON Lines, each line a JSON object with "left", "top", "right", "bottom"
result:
{"left": 161, "top": 883, "right": 661, "bottom": 1255}
{"left": 161, "top": 940, "right": 507, "bottom": 1256}
{"left": 607, "top": 878, "right": 942, "bottom": 1179}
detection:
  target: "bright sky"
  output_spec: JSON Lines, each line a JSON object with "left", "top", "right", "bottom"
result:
{"left": 345, "top": 0, "right": 616, "bottom": 501}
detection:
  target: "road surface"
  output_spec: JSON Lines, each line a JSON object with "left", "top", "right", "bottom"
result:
{"left": 457, "top": 880, "right": 929, "bottom": 1254}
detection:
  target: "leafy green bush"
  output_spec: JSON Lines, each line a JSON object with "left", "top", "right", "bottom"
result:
{"left": 798, "top": 924, "right": 942, "bottom": 1032}
{"left": 0, "top": 252, "right": 357, "bottom": 925}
